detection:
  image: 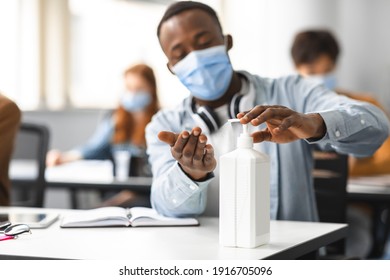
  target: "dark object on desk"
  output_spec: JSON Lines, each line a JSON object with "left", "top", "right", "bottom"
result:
{"left": 11, "top": 122, "right": 49, "bottom": 207}
{"left": 112, "top": 154, "right": 152, "bottom": 178}
{"left": 126, "top": 156, "right": 152, "bottom": 208}
{"left": 313, "top": 150, "right": 349, "bottom": 256}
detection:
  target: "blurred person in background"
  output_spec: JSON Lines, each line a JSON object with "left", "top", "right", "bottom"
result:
{"left": 0, "top": 94, "right": 21, "bottom": 205}
{"left": 291, "top": 29, "right": 390, "bottom": 177}
{"left": 291, "top": 29, "right": 390, "bottom": 258}
{"left": 47, "top": 63, "right": 159, "bottom": 207}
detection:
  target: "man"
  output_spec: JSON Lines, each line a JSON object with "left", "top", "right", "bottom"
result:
{"left": 0, "top": 94, "right": 21, "bottom": 205}
{"left": 291, "top": 29, "right": 390, "bottom": 177}
{"left": 146, "top": 1, "right": 389, "bottom": 221}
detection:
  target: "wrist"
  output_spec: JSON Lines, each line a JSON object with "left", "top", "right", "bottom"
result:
{"left": 178, "top": 163, "right": 210, "bottom": 181}
{"left": 308, "top": 113, "right": 326, "bottom": 140}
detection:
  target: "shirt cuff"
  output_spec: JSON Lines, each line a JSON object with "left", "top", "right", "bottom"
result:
{"left": 305, "top": 110, "right": 344, "bottom": 144}
{"left": 171, "top": 162, "right": 214, "bottom": 196}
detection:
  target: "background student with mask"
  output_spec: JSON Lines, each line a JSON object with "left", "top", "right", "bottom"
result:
{"left": 291, "top": 29, "right": 390, "bottom": 258}
{"left": 291, "top": 29, "right": 390, "bottom": 177}
{"left": 47, "top": 63, "right": 159, "bottom": 207}
{"left": 146, "top": 1, "right": 389, "bottom": 221}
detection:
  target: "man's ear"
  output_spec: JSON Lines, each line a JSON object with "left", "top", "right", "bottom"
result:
{"left": 225, "top": 34, "right": 233, "bottom": 51}
{"left": 166, "top": 62, "right": 174, "bottom": 75}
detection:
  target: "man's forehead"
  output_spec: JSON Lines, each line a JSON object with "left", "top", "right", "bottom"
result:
{"left": 159, "top": 9, "right": 220, "bottom": 41}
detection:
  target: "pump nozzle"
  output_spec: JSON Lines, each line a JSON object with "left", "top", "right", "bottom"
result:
{"left": 238, "top": 123, "right": 253, "bottom": 148}
{"left": 227, "top": 119, "right": 253, "bottom": 148}
{"left": 242, "top": 124, "right": 249, "bottom": 135}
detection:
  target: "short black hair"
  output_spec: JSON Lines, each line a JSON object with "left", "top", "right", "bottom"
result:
{"left": 157, "top": 1, "right": 222, "bottom": 38}
{"left": 291, "top": 30, "right": 340, "bottom": 66}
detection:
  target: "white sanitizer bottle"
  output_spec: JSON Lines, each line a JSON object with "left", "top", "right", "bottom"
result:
{"left": 219, "top": 122, "right": 270, "bottom": 248}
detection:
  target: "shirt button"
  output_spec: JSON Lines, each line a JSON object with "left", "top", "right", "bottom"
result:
{"left": 189, "top": 185, "right": 197, "bottom": 191}
{"left": 335, "top": 130, "right": 341, "bottom": 137}
{"left": 361, "top": 119, "right": 366, "bottom": 125}
{"left": 172, "top": 199, "right": 177, "bottom": 204}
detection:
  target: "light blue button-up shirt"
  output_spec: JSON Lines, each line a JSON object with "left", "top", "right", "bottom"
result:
{"left": 146, "top": 71, "right": 390, "bottom": 221}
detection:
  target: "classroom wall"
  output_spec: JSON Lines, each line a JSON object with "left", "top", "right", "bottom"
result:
{"left": 338, "top": 0, "right": 390, "bottom": 110}
{"left": 21, "top": 109, "right": 108, "bottom": 151}
{"left": 222, "top": 0, "right": 338, "bottom": 77}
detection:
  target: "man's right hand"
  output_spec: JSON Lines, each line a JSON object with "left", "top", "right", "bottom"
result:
{"left": 158, "top": 127, "right": 216, "bottom": 181}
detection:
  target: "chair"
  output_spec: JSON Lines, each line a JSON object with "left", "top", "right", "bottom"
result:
{"left": 313, "top": 149, "right": 349, "bottom": 256}
{"left": 10, "top": 122, "right": 49, "bottom": 207}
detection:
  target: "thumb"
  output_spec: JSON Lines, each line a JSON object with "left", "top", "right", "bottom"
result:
{"left": 158, "top": 131, "right": 178, "bottom": 147}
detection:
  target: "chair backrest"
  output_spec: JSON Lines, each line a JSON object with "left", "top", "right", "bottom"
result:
{"left": 313, "top": 149, "right": 349, "bottom": 254}
{"left": 11, "top": 122, "right": 49, "bottom": 207}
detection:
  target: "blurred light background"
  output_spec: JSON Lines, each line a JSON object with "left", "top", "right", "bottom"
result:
{"left": 1, "top": 0, "right": 389, "bottom": 112}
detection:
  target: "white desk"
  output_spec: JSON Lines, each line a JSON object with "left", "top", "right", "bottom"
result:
{"left": 0, "top": 207, "right": 347, "bottom": 260}
{"left": 10, "top": 159, "right": 115, "bottom": 183}
{"left": 348, "top": 175, "right": 390, "bottom": 197}
{"left": 10, "top": 160, "right": 153, "bottom": 208}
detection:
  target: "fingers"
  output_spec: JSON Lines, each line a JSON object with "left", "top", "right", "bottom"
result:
{"left": 193, "top": 134, "right": 207, "bottom": 162}
{"left": 160, "top": 127, "right": 215, "bottom": 180}
{"left": 238, "top": 105, "right": 290, "bottom": 126}
{"left": 236, "top": 112, "right": 246, "bottom": 119}
{"left": 238, "top": 105, "right": 269, "bottom": 124}
{"left": 158, "top": 131, "right": 179, "bottom": 146}
{"left": 181, "top": 128, "right": 202, "bottom": 164}
{"left": 203, "top": 144, "right": 215, "bottom": 166}
{"left": 159, "top": 128, "right": 208, "bottom": 164}
{"left": 251, "top": 130, "right": 272, "bottom": 143}
{"left": 171, "top": 130, "right": 190, "bottom": 159}
{"left": 278, "top": 116, "right": 296, "bottom": 131}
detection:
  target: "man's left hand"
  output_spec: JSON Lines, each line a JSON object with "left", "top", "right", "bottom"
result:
{"left": 237, "top": 105, "right": 326, "bottom": 143}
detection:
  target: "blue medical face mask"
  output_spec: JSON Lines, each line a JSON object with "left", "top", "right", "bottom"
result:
{"left": 322, "top": 74, "right": 337, "bottom": 90}
{"left": 172, "top": 45, "right": 233, "bottom": 101}
{"left": 306, "top": 74, "right": 337, "bottom": 90}
{"left": 120, "top": 91, "right": 152, "bottom": 112}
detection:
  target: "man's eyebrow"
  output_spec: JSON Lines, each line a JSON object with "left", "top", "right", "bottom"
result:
{"left": 194, "top": 30, "right": 211, "bottom": 41}
{"left": 171, "top": 42, "right": 183, "bottom": 53}
{"left": 169, "top": 30, "right": 212, "bottom": 53}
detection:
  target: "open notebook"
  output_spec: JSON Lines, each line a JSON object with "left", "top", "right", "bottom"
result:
{"left": 60, "top": 207, "right": 199, "bottom": 228}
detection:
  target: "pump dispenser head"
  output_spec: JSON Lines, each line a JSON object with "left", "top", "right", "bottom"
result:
{"left": 238, "top": 123, "right": 253, "bottom": 148}
{"left": 228, "top": 119, "right": 254, "bottom": 148}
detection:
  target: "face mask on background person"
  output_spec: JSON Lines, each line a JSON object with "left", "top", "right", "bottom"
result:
{"left": 172, "top": 44, "right": 233, "bottom": 101}
{"left": 120, "top": 91, "right": 152, "bottom": 112}
{"left": 305, "top": 73, "right": 337, "bottom": 90}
